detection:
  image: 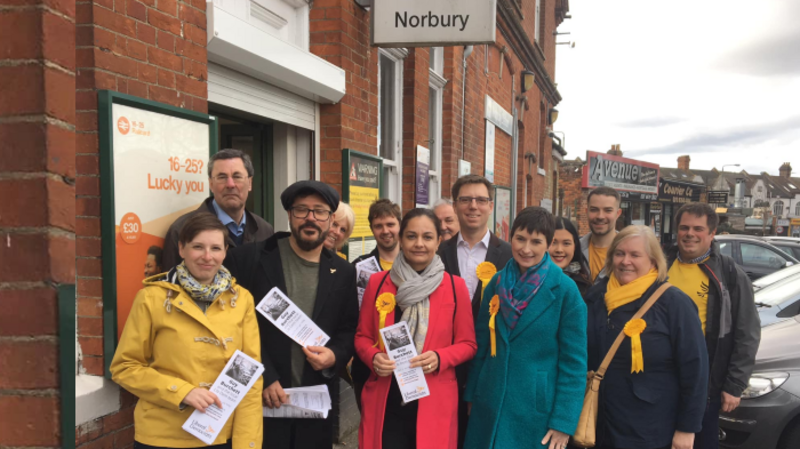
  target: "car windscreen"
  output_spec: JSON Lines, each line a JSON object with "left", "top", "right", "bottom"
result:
{"left": 755, "top": 276, "right": 800, "bottom": 307}
{"left": 753, "top": 264, "right": 800, "bottom": 291}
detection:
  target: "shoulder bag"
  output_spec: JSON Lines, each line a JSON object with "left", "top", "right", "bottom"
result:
{"left": 571, "top": 282, "right": 672, "bottom": 448}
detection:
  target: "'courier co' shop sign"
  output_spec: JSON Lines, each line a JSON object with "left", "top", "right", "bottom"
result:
{"left": 371, "top": 0, "right": 497, "bottom": 47}
{"left": 582, "top": 151, "right": 660, "bottom": 194}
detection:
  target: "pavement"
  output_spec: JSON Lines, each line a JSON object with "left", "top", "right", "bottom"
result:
{"left": 333, "top": 429, "right": 359, "bottom": 448}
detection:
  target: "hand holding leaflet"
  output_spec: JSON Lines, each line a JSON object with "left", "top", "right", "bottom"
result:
{"left": 355, "top": 256, "right": 380, "bottom": 309}
{"left": 379, "top": 321, "right": 430, "bottom": 403}
{"left": 256, "top": 287, "right": 330, "bottom": 347}
{"left": 182, "top": 350, "right": 264, "bottom": 444}
{"left": 263, "top": 385, "right": 332, "bottom": 419}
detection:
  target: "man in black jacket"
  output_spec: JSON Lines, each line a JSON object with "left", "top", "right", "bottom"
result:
{"left": 162, "top": 149, "right": 274, "bottom": 270}
{"left": 225, "top": 180, "right": 359, "bottom": 449}
{"left": 666, "top": 202, "right": 760, "bottom": 449}
{"left": 438, "top": 174, "right": 512, "bottom": 448}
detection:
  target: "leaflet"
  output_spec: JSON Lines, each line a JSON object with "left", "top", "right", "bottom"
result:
{"left": 182, "top": 350, "right": 264, "bottom": 445}
{"left": 355, "top": 256, "right": 381, "bottom": 308}
{"left": 263, "top": 385, "right": 332, "bottom": 419}
{"left": 379, "top": 321, "right": 430, "bottom": 403}
{"left": 256, "top": 287, "right": 330, "bottom": 347}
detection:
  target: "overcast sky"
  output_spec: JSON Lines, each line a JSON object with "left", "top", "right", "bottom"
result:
{"left": 554, "top": 0, "right": 800, "bottom": 176}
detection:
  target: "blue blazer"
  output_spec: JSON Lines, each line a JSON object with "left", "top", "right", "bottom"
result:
{"left": 585, "top": 279, "right": 709, "bottom": 449}
{"left": 463, "top": 258, "right": 587, "bottom": 449}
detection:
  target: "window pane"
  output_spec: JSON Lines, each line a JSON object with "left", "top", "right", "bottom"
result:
{"left": 741, "top": 243, "right": 788, "bottom": 269}
{"left": 719, "top": 242, "right": 732, "bottom": 257}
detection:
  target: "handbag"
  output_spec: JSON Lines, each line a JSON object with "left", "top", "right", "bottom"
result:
{"left": 571, "top": 282, "right": 672, "bottom": 448}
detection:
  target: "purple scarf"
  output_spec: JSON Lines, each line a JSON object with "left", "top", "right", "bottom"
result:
{"left": 496, "top": 253, "right": 551, "bottom": 330}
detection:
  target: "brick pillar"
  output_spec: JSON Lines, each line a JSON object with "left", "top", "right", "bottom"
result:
{"left": 0, "top": 0, "right": 76, "bottom": 447}
{"left": 401, "top": 48, "right": 430, "bottom": 212}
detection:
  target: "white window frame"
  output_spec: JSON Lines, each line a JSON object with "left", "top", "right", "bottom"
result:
{"left": 378, "top": 48, "right": 408, "bottom": 206}
{"left": 535, "top": 0, "right": 542, "bottom": 43}
{"left": 773, "top": 200, "right": 785, "bottom": 218}
{"left": 428, "top": 61, "right": 447, "bottom": 204}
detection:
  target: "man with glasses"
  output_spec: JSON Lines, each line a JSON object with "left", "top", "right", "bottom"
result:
{"left": 438, "top": 174, "right": 512, "bottom": 448}
{"left": 162, "top": 149, "right": 274, "bottom": 270}
{"left": 225, "top": 180, "right": 359, "bottom": 449}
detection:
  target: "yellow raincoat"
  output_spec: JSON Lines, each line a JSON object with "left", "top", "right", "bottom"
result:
{"left": 110, "top": 274, "right": 262, "bottom": 448}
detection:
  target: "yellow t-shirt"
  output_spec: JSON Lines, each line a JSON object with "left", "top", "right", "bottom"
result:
{"left": 668, "top": 259, "right": 710, "bottom": 334}
{"left": 589, "top": 241, "right": 608, "bottom": 282}
{"left": 380, "top": 258, "right": 394, "bottom": 271}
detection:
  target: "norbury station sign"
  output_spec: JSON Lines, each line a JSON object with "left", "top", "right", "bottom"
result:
{"left": 371, "top": 0, "right": 497, "bottom": 47}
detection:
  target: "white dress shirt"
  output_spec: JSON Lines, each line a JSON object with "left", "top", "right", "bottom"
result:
{"left": 457, "top": 229, "right": 492, "bottom": 299}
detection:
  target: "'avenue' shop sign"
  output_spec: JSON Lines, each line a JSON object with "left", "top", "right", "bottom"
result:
{"left": 371, "top": 0, "right": 497, "bottom": 47}
{"left": 582, "top": 151, "right": 660, "bottom": 194}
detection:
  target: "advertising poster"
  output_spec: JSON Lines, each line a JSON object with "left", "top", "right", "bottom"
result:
{"left": 484, "top": 122, "right": 495, "bottom": 182}
{"left": 494, "top": 187, "right": 511, "bottom": 241}
{"left": 416, "top": 145, "right": 430, "bottom": 206}
{"left": 111, "top": 103, "right": 211, "bottom": 337}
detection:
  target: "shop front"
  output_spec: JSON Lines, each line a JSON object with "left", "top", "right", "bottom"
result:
{"left": 658, "top": 178, "right": 705, "bottom": 247}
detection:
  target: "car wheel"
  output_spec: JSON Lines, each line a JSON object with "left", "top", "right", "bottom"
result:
{"left": 778, "top": 417, "right": 800, "bottom": 449}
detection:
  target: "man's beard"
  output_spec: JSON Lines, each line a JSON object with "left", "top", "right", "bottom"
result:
{"left": 590, "top": 220, "right": 613, "bottom": 236}
{"left": 376, "top": 235, "right": 398, "bottom": 252}
{"left": 291, "top": 222, "right": 329, "bottom": 251}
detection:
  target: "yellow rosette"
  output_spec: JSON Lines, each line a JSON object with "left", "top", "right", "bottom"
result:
{"left": 476, "top": 261, "right": 497, "bottom": 305}
{"left": 623, "top": 318, "right": 647, "bottom": 373}
{"left": 488, "top": 295, "right": 500, "bottom": 357}
{"left": 375, "top": 292, "right": 396, "bottom": 351}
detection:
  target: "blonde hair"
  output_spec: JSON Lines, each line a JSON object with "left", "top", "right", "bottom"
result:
{"left": 333, "top": 202, "right": 355, "bottom": 241}
{"left": 603, "top": 225, "right": 668, "bottom": 282}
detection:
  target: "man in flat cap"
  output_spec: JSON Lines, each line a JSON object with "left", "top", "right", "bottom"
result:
{"left": 224, "top": 180, "right": 359, "bottom": 449}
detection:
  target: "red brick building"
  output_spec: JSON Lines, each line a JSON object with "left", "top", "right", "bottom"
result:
{"left": 0, "top": 1, "right": 570, "bottom": 447}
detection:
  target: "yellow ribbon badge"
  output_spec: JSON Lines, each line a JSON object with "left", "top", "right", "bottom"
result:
{"left": 488, "top": 295, "right": 500, "bottom": 357}
{"left": 375, "top": 292, "right": 396, "bottom": 351}
{"left": 476, "top": 262, "right": 497, "bottom": 305}
{"left": 623, "top": 318, "right": 647, "bottom": 373}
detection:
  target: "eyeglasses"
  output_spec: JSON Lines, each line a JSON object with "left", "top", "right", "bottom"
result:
{"left": 457, "top": 196, "right": 491, "bottom": 206}
{"left": 290, "top": 206, "right": 332, "bottom": 221}
{"left": 212, "top": 174, "right": 248, "bottom": 185}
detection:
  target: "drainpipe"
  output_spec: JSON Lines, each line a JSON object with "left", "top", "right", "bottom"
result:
{"left": 511, "top": 75, "right": 519, "bottom": 219}
{"left": 461, "top": 46, "right": 473, "bottom": 160}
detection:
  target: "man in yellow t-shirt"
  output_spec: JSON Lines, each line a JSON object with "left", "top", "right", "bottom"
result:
{"left": 580, "top": 187, "right": 622, "bottom": 282}
{"left": 668, "top": 257, "right": 710, "bottom": 334}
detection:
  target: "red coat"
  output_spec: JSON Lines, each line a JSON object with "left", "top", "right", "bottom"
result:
{"left": 355, "top": 272, "right": 477, "bottom": 449}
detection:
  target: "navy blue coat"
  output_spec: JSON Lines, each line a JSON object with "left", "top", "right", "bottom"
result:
{"left": 586, "top": 279, "right": 709, "bottom": 449}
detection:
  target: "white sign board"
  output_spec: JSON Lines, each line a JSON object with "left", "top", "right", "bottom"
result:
{"left": 541, "top": 199, "right": 553, "bottom": 212}
{"left": 484, "top": 121, "right": 495, "bottom": 182}
{"left": 372, "top": 0, "right": 497, "bottom": 47}
{"left": 485, "top": 95, "right": 513, "bottom": 135}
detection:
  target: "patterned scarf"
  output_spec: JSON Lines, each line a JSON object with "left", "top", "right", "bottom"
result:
{"left": 677, "top": 247, "right": 712, "bottom": 264}
{"left": 496, "top": 252, "right": 551, "bottom": 330}
{"left": 390, "top": 253, "right": 445, "bottom": 354}
{"left": 175, "top": 261, "right": 233, "bottom": 307}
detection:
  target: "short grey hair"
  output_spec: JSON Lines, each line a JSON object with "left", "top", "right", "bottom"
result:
{"left": 208, "top": 149, "right": 254, "bottom": 178}
{"left": 432, "top": 198, "right": 454, "bottom": 209}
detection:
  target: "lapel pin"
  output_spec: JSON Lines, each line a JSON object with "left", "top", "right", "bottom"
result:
{"left": 330, "top": 268, "right": 337, "bottom": 274}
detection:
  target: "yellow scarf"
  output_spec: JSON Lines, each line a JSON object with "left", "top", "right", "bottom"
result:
{"left": 604, "top": 268, "right": 659, "bottom": 373}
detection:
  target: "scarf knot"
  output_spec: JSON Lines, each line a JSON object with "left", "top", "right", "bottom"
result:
{"left": 175, "top": 262, "right": 233, "bottom": 309}
{"left": 496, "top": 253, "right": 551, "bottom": 330}
{"left": 605, "top": 268, "right": 660, "bottom": 373}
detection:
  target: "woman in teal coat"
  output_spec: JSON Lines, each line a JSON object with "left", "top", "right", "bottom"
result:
{"left": 464, "top": 207, "right": 587, "bottom": 449}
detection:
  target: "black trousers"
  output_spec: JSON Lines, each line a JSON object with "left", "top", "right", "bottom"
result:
{"left": 134, "top": 442, "right": 231, "bottom": 449}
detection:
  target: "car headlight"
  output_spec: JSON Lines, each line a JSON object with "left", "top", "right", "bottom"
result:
{"left": 741, "top": 372, "right": 789, "bottom": 399}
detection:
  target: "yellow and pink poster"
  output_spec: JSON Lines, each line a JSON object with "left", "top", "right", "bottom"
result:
{"left": 111, "top": 102, "right": 212, "bottom": 337}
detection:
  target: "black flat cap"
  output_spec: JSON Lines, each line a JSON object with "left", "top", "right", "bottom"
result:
{"left": 280, "top": 180, "right": 340, "bottom": 212}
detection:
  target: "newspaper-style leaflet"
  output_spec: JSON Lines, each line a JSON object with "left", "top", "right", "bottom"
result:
{"left": 182, "top": 350, "right": 264, "bottom": 444}
{"left": 263, "top": 385, "right": 332, "bottom": 419}
{"left": 355, "top": 256, "right": 381, "bottom": 309}
{"left": 256, "top": 287, "right": 330, "bottom": 347}
{"left": 379, "top": 321, "right": 431, "bottom": 403}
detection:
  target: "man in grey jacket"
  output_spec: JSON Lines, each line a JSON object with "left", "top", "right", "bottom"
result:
{"left": 666, "top": 202, "right": 760, "bottom": 449}
{"left": 580, "top": 186, "right": 621, "bottom": 282}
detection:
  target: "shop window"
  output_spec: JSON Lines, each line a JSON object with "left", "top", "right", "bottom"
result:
{"left": 773, "top": 200, "right": 785, "bottom": 217}
{"left": 378, "top": 49, "right": 407, "bottom": 206}
{"left": 795, "top": 203, "right": 800, "bottom": 216}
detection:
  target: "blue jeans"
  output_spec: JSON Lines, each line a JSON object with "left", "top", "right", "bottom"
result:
{"left": 694, "top": 396, "right": 722, "bottom": 449}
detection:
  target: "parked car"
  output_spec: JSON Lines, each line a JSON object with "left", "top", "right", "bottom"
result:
{"left": 753, "top": 265, "right": 800, "bottom": 292}
{"left": 755, "top": 275, "right": 800, "bottom": 327}
{"left": 715, "top": 235, "right": 800, "bottom": 280}
{"left": 719, "top": 316, "right": 800, "bottom": 449}
{"left": 762, "top": 237, "right": 800, "bottom": 261}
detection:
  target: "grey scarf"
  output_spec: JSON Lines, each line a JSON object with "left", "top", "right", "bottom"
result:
{"left": 389, "top": 253, "right": 445, "bottom": 354}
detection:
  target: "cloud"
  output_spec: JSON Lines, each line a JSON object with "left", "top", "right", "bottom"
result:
{"left": 617, "top": 116, "right": 687, "bottom": 128}
{"left": 626, "top": 115, "right": 800, "bottom": 156}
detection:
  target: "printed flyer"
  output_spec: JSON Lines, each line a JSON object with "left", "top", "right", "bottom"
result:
{"left": 255, "top": 287, "right": 330, "bottom": 347}
{"left": 380, "top": 322, "right": 430, "bottom": 403}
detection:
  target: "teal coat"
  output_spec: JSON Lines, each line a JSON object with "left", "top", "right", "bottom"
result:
{"left": 463, "top": 259, "right": 587, "bottom": 449}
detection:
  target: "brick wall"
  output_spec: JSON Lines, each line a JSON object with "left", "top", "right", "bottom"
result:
{"left": 0, "top": 0, "right": 76, "bottom": 447}
{"left": 559, "top": 162, "right": 590, "bottom": 234}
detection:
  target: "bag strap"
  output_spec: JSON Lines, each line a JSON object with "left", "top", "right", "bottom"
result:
{"left": 595, "top": 282, "right": 672, "bottom": 378}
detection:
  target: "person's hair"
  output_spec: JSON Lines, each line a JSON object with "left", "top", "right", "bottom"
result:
{"left": 399, "top": 208, "right": 442, "bottom": 239}
{"left": 554, "top": 217, "right": 587, "bottom": 268}
{"left": 432, "top": 198, "right": 453, "bottom": 209}
{"left": 178, "top": 212, "right": 229, "bottom": 247}
{"left": 510, "top": 207, "right": 556, "bottom": 245}
{"left": 146, "top": 245, "right": 163, "bottom": 266}
{"left": 587, "top": 186, "right": 621, "bottom": 206}
{"left": 675, "top": 202, "right": 719, "bottom": 233}
{"left": 451, "top": 174, "right": 494, "bottom": 201}
{"left": 603, "top": 225, "right": 668, "bottom": 282}
{"left": 368, "top": 199, "right": 401, "bottom": 227}
{"left": 333, "top": 202, "right": 356, "bottom": 240}
{"left": 208, "top": 149, "right": 254, "bottom": 178}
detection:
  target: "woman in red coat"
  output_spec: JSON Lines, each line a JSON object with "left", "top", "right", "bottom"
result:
{"left": 355, "top": 208, "right": 477, "bottom": 449}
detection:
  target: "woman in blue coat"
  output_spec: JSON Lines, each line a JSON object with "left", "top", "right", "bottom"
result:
{"left": 464, "top": 207, "right": 587, "bottom": 449}
{"left": 585, "top": 225, "right": 708, "bottom": 449}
